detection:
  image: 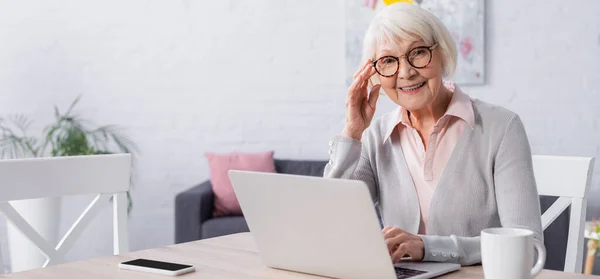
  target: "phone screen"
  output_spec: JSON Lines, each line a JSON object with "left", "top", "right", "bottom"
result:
{"left": 121, "top": 259, "right": 192, "bottom": 271}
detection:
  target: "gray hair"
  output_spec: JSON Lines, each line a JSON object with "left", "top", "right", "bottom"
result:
{"left": 362, "top": 3, "right": 457, "bottom": 79}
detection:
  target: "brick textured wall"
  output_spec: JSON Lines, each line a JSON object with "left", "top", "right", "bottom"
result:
{"left": 0, "top": 0, "right": 598, "bottom": 269}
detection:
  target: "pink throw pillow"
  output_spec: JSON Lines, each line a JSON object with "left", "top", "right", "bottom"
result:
{"left": 205, "top": 151, "right": 276, "bottom": 217}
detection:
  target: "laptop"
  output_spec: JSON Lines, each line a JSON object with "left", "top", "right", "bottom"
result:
{"left": 228, "top": 170, "right": 460, "bottom": 279}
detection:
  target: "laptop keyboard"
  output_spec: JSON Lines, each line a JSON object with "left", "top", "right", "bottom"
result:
{"left": 394, "top": 266, "right": 428, "bottom": 278}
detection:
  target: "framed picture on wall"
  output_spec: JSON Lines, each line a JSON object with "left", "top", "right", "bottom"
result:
{"left": 345, "top": 0, "right": 485, "bottom": 86}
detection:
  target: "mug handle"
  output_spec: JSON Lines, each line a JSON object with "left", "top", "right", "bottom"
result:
{"left": 531, "top": 238, "right": 546, "bottom": 277}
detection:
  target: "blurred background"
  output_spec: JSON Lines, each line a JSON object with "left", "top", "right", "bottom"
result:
{"left": 0, "top": 0, "right": 598, "bottom": 273}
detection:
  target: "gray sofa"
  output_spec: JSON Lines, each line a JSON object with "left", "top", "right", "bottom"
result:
{"left": 175, "top": 159, "right": 329, "bottom": 242}
{"left": 174, "top": 159, "right": 583, "bottom": 272}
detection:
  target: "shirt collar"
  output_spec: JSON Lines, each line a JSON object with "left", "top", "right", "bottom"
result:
{"left": 382, "top": 81, "right": 475, "bottom": 144}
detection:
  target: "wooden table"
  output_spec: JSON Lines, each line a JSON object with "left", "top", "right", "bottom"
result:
{"left": 2, "top": 233, "right": 598, "bottom": 279}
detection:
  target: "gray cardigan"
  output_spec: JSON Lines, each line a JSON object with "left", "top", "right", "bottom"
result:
{"left": 324, "top": 99, "right": 543, "bottom": 266}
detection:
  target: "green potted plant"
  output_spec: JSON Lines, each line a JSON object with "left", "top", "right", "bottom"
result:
{"left": 0, "top": 96, "right": 138, "bottom": 272}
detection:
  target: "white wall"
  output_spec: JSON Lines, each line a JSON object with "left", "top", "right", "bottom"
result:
{"left": 0, "top": 0, "right": 598, "bottom": 269}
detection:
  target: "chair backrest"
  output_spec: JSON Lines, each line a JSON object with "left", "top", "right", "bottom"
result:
{"left": 0, "top": 154, "right": 131, "bottom": 269}
{"left": 533, "top": 155, "right": 595, "bottom": 273}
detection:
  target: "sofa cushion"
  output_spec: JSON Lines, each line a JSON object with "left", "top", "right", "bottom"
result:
{"left": 205, "top": 151, "right": 276, "bottom": 217}
{"left": 201, "top": 216, "right": 249, "bottom": 239}
{"left": 274, "top": 159, "right": 328, "bottom": 177}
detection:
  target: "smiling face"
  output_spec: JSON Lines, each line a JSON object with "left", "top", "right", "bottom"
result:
{"left": 374, "top": 38, "right": 446, "bottom": 112}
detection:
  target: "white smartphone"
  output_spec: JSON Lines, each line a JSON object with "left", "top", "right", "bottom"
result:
{"left": 118, "top": 258, "right": 195, "bottom": 276}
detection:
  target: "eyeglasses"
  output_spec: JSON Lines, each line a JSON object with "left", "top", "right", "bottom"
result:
{"left": 371, "top": 43, "right": 438, "bottom": 77}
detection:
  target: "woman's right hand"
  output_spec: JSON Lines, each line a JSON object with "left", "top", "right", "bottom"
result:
{"left": 342, "top": 59, "right": 381, "bottom": 141}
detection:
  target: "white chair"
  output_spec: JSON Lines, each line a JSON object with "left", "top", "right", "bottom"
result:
{"left": 533, "top": 155, "right": 596, "bottom": 273}
{"left": 0, "top": 154, "right": 131, "bottom": 271}
{"left": 0, "top": 243, "right": 5, "bottom": 273}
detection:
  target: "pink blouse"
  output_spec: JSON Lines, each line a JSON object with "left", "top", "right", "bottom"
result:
{"left": 382, "top": 82, "right": 475, "bottom": 234}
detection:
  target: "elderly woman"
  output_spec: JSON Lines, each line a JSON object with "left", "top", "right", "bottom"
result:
{"left": 324, "top": 3, "right": 543, "bottom": 266}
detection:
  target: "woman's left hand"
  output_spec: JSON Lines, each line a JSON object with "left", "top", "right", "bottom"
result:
{"left": 382, "top": 226, "right": 425, "bottom": 263}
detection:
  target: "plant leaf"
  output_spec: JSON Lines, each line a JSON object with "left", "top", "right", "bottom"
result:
{"left": 54, "top": 105, "right": 60, "bottom": 118}
{"left": 0, "top": 116, "right": 38, "bottom": 158}
{"left": 64, "top": 95, "right": 81, "bottom": 117}
{"left": 10, "top": 114, "right": 33, "bottom": 137}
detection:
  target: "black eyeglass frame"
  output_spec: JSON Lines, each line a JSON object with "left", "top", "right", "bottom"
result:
{"left": 371, "top": 43, "right": 439, "bottom": 77}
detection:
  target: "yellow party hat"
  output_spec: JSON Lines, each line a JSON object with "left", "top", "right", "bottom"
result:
{"left": 383, "top": 0, "right": 414, "bottom": 5}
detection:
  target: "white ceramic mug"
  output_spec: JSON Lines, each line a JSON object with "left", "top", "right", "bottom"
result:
{"left": 481, "top": 228, "right": 546, "bottom": 279}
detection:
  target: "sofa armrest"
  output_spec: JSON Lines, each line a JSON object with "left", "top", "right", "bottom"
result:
{"left": 175, "top": 180, "right": 214, "bottom": 243}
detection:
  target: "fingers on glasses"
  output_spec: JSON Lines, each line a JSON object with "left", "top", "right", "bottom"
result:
{"left": 350, "top": 60, "right": 375, "bottom": 92}
{"left": 353, "top": 59, "right": 371, "bottom": 80}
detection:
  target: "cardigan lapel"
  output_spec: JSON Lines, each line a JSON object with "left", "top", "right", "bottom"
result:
{"left": 426, "top": 103, "right": 477, "bottom": 234}
{"left": 385, "top": 129, "right": 421, "bottom": 234}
